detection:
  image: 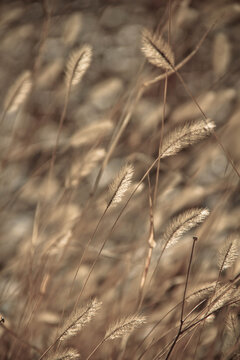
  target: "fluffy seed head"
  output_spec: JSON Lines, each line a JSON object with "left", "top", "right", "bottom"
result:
{"left": 59, "top": 299, "right": 102, "bottom": 341}
{"left": 65, "top": 44, "right": 92, "bottom": 88}
{"left": 108, "top": 164, "right": 134, "bottom": 207}
{"left": 163, "top": 208, "right": 210, "bottom": 249}
{"left": 161, "top": 119, "right": 215, "bottom": 159}
{"left": 218, "top": 234, "right": 239, "bottom": 272}
{"left": 47, "top": 348, "right": 80, "bottom": 360}
{"left": 4, "top": 71, "right": 32, "bottom": 114}
{"left": 141, "top": 28, "right": 175, "bottom": 71}
{"left": 105, "top": 314, "right": 146, "bottom": 340}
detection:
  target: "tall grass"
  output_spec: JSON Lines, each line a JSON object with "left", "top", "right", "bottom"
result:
{"left": 0, "top": 1, "right": 240, "bottom": 359}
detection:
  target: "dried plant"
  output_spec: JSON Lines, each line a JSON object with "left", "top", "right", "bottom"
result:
{"left": 141, "top": 28, "right": 175, "bottom": 71}
{"left": 69, "top": 120, "right": 113, "bottom": 148}
{"left": 1, "top": 2, "right": 240, "bottom": 360}
{"left": 105, "top": 314, "right": 146, "bottom": 340}
{"left": 163, "top": 208, "right": 210, "bottom": 249}
{"left": 218, "top": 234, "right": 239, "bottom": 272}
{"left": 2, "top": 70, "right": 32, "bottom": 116}
{"left": 46, "top": 348, "right": 80, "bottom": 360}
{"left": 58, "top": 299, "right": 102, "bottom": 342}
{"left": 206, "top": 284, "right": 238, "bottom": 314}
{"left": 186, "top": 283, "right": 216, "bottom": 303}
{"left": 160, "top": 119, "right": 215, "bottom": 159}
{"left": 66, "top": 148, "right": 106, "bottom": 187}
{"left": 65, "top": 45, "right": 93, "bottom": 89}
{"left": 108, "top": 164, "right": 134, "bottom": 207}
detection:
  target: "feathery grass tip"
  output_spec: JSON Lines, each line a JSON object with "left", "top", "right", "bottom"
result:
{"left": 160, "top": 118, "right": 215, "bottom": 159}
{"left": 163, "top": 208, "right": 210, "bottom": 249}
{"left": 47, "top": 348, "right": 80, "bottom": 360}
{"left": 4, "top": 70, "right": 32, "bottom": 114}
{"left": 58, "top": 298, "right": 101, "bottom": 341}
{"left": 218, "top": 235, "right": 239, "bottom": 272}
{"left": 108, "top": 164, "right": 134, "bottom": 207}
{"left": 65, "top": 44, "right": 92, "bottom": 88}
{"left": 105, "top": 314, "right": 146, "bottom": 340}
{"left": 141, "top": 28, "right": 175, "bottom": 71}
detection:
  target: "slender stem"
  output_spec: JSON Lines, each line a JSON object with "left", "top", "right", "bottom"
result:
{"left": 92, "top": 85, "right": 143, "bottom": 195}
{"left": 153, "top": 74, "right": 168, "bottom": 207}
{"left": 86, "top": 338, "right": 105, "bottom": 360}
{"left": 1, "top": 323, "right": 41, "bottom": 354}
{"left": 137, "top": 175, "right": 155, "bottom": 310}
{"left": 71, "top": 205, "right": 109, "bottom": 310}
{"left": 48, "top": 85, "right": 71, "bottom": 187}
{"left": 165, "top": 236, "right": 197, "bottom": 360}
{"left": 75, "top": 152, "right": 163, "bottom": 303}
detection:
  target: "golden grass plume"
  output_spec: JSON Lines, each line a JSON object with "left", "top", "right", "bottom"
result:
{"left": 160, "top": 118, "right": 215, "bottom": 158}
{"left": 47, "top": 348, "right": 80, "bottom": 360}
{"left": 105, "top": 314, "right": 146, "bottom": 340}
{"left": 108, "top": 163, "right": 134, "bottom": 207}
{"left": 4, "top": 70, "right": 32, "bottom": 114}
{"left": 65, "top": 44, "right": 92, "bottom": 89}
{"left": 58, "top": 298, "right": 102, "bottom": 342}
{"left": 69, "top": 120, "right": 113, "bottom": 148}
{"left": 141, "top": 28, "right": 175, "bottom": 71}
{"left": 163, "top": 208, "right": 210, "bottom": 249}
{"left": 218, "top": 234, "right": 239, "bottom": 272}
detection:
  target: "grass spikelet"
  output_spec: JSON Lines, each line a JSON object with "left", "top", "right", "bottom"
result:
{"left": 66, "top": 148, "right": 105, "bottom": 187}
{"left": 3, "top": 70, "right": 32, "bottom": 114}
{"left": 141, "top": 28, "right": 175, "bottom": 71}
{"left": 160, "top": 118, "right": 215, "bottom": 158}
{"left": 47, "top": 348, "right": 80, "bottom": 360}
{"left": 186, "top": 283, "right": 216, "bottom": 303}
{"left": 69, "top": 120, "right": 113, "bottom": 148}
{"left": 207, "top": 284, "right": 237, "bottom": 314}
{"left": 163, "top": 208, "right": 210, "bottom": 249}
{"left": 218, "top": 235, "right": 239, "bottom": 272}
{"left": 65, "top": 44, "right": 92, "bottom": 89}
{"left": 58, "top": 299, "right": 101, "bottom": 342}
{"left": 222, "top": 311, "right": 240, "bottom": 356}
{"left": 105, "top": 314, "right": 146, "bottom": 340}
{"left": 108, "top": 164, "right": 134, "bottom": 207}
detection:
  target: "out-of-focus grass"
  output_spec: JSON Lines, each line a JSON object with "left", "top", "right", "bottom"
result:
{"left": 0, "top": 1, "right": 240, "bottom": 359}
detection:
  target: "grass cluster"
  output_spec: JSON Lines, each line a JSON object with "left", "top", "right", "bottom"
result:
{"left": 0, "top": 0, "right": 240, "bottom": 359}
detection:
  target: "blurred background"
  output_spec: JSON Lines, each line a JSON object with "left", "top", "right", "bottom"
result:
{"left": 0, "top": 0, "right": 240, "bottom": 359}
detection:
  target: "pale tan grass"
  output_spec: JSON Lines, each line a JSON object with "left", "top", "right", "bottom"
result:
{"left": 69, "top": 120, "right": 113, "bottom": 148}
{"left": 108, "top": 164, "right": 134, "bottom": 207}
{"left": 163, "top": 208, "right": 210, "bottom": 249}
{"left": 141, "top": 28, "right": 175, "bottom": 71}
{"left": 3, "top": 70, "right": 32, "bottom": 115}
{"left": 66, "top": 148, "right": 106, "bottom": 188}
{"left": 105, "top": 314, "right": 146, "bottom": 340}
{"left": 65, "top": 45, "right": 92, "bottom": 89}
{"left": 58, "top": 299, "right": 101, "bottom": 342}
{"left": 46, "top": 348, "right": 80, "bottom": 360}
{"left": 160, "top": 119, "right": 215, "bottom": 159}
{"left": 218, "top": 234, "right": 239, "bottom": 272}
{"left": 38, "top": 300, "right": 101, "bottom": 360}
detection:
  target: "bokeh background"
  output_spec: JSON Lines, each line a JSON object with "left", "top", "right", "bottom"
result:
{"left": 0, "top": 0, "right": 240, "bottom": 359}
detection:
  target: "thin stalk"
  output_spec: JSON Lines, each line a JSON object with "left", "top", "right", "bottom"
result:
{"left": 137, "top": 175, "right": 155, "bottom": 310}
{"left": 165, "top": 236, "right": 197, "bottom": 360}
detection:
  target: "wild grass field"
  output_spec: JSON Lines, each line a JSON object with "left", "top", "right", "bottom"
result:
{"left": 0, "top": 0, "right": 240, "bottom": 359}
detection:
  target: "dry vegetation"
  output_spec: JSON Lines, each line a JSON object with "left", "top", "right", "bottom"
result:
{"left": 0, "top": 0, "right": 240, "bottom": 359}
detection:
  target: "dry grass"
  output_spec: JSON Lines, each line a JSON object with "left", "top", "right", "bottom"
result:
{"left": 0, "top": 0, "right": 240, "bottom": 359}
